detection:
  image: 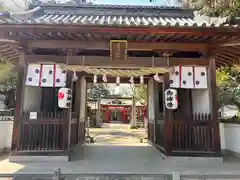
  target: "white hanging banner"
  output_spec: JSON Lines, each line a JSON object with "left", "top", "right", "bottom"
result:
{"left": 55, "top": 65, "right": 67, "bottom": 87}
{"left": 72, "top": 70, "right": 78, "bottom": 82}
{"left": 129, "top": 76, "right": 134, "bottom": 84}
{"left": 140, "top": 75, "right": 144, "bottom": 84}
{"left": 102, "top": 74, "right": 107, "bottom": 83}
{"left": 93, "top": 74, "right": 97, "bottom": 84}
{"left": 40, "top": 65, "right": 54, "bottom": 87}
{"left": 25, "top": 64, "right": 41, "bottom": 86}
{"left": 153, "top": 73, "right": 161, "bottom": 82}
{"left": 116, "top": 76, "right": 120, "bottom": 86}
{"left": 25, "top": 64, "right": 67, "bottom": 87}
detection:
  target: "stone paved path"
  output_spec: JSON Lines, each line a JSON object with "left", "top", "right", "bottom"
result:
{"left": 1, "top": 123, "right": 240, "bottom": 177}
{"left": 89, "top": 123, "right": 146, "bottom": 145}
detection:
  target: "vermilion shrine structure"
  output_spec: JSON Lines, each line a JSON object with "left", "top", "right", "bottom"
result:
{"left": 0, "top": 3, "right": 239, "bottom": 158}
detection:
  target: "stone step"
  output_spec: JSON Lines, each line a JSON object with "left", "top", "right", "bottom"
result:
{"left": 8, "top": 174, "right": 172, "bottom": 180}
{"left": 60, "top": 174, "right": 172, "bottom": 180}
{"left": 5, "top": 173, "right": 240, "bottom": 180}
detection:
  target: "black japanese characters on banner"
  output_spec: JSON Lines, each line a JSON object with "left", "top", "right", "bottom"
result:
{"left": 164, "top": 88, "right": 178, "bottom": 110}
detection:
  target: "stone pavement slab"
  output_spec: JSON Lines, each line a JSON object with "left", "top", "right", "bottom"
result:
{"left": 1, "top": 123, "right": 240, "bottom": 176}
{"left": 1, "top": 144, "right": 240, "bottom": 176}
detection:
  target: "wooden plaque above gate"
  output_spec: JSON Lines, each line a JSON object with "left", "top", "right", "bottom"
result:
{"left": 110, "top": 40, "right": 128, "bottom": 61}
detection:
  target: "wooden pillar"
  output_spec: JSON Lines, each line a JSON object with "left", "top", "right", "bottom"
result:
{"left": 208, "top": 58, "right": 221, "bottom": 153}
{"left": 163, "top": 73, "right": 172, "bottom": 154}
{"left": 75, "top": 74, "right": 81, "bottom": 143}
{"left": 63, "top": 50, "right": 74, "bottom": 150}
{"left": 62, "top": 70, "right": 73, "bottom": 150}
{"left": 11, "top": 53, "right": 26, "bottom": 151}
{"left": 78, "top": 76, "right": 87, "bottom": 144}
{"left": 147, "top": 78, "right": 155, "bottom": 143}
{"left": 130, "top": 96, "right": 137, "bottom": 128}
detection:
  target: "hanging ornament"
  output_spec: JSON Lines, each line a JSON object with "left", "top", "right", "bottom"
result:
{"left": 72, "top": 70, "right": 78, "bottom": 82}
{"left": 93, "top": 74, "right": 97, "bottom": 84}
{"left": 102, "top": 74, "right": 107, "bottom": 83}
{"left": 116, "top": 76, "right": 120, "bottom": 86}
{"left": 129, "top": 76, "right": 134, "bottom": 84}
{"left": 140, "top": 75, "right": 144, "bottom": 85}
{"left": 153, "top": 73, "right": 161, "bottom": 82}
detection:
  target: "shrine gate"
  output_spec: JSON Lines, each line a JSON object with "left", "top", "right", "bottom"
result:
{"left": 0, "top": 3, "right": 239, "bottom": 159}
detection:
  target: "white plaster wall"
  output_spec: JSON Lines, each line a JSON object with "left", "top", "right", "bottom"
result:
{"left": 219, "top": 123, "right": 226, "bottom": 150}
{"left": 0, "top": 121, "right": 13, "bottom": 152}
{"left": 191, "top": 89, "right": 210, "bottom": 114}
{"left": 23, "top": 86, "right": 42, "bottom": 112}
{"left": 219, "top": 123, "right": 240, "bottom": 154}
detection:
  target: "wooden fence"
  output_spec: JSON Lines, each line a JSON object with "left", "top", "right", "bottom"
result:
{"left": 171, "top": 113, "right": 214, "bottom": 153}
{"left": 17, "top": 111, "right": 67, "bottom": 151}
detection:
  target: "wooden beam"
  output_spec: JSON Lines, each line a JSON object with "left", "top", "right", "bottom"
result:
{"left": 24, "top": 55, "right": 209, "bottom": 67}
{"left": 0, "top": 25, "right": 239, "bottom": 37}
{"left": 220, "top": 42, "right": 240, "bottom": 47}
{"left": 26, "top": 40, "right": 208, "bottom": 52}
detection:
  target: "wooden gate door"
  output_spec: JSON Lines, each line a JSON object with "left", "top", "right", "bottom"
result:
{"left": 154, "top": 82, "right": 165, "bottom": 151}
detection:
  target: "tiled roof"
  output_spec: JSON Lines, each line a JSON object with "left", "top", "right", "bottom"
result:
{"left": 0, "top": 4, "right": 233, "bottom": 27}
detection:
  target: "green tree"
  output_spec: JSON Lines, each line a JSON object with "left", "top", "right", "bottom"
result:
{"left": 87, "top": 83, "right": 110, "bottom": 99}
{"left": 0, "top": 59, "right": 17, "bottom": 92}
{"left": 134, "top": 84, "right": 147, "bottom": 105}
{"left": 216, "top": 66, "right": 240, "bottom": 111}
{"left": 177, "top": 0, "right": 240, "bottom": 17}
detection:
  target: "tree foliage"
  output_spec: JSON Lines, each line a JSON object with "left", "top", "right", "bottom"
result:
{"left": 87, "top": 83, "right": 110, "bottom": 99}
{"left": 0, "top": 59, "right": 17, "bottom": 92}
{"left": 178, "top": 0, "right": 240, "bottom": 17}
{"left": 134, "top": 84, "right": 147, "bottom": 105}
{"left": 216, "top": 66, "right": 240, "bottom": 110}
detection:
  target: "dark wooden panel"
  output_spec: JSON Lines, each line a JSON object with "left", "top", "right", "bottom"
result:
{"left": 78, "top": 122, "right": 85, "bottom": 144}
{"left": 17, "top": 111, "right": 66, "bottom": 152}
{"left": 155, "top": 82, "right": 165, "bottom": 149}
{"left": 171, "top": 113, "right": 214, "bottom": 152}
{"left": 18, "top": 123, "right": 64, "bottom": 151}
{"left": 26, "top": 40, "right": 208, "bottom": 52}
{"left": 148, "top": 122, "right": 154, "bottom": 143}
{"left": 163, "top": 73, "right": 172, "bottom": 153}
{"left": 70, "top": 112, "right": 78, "bottom": 148}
